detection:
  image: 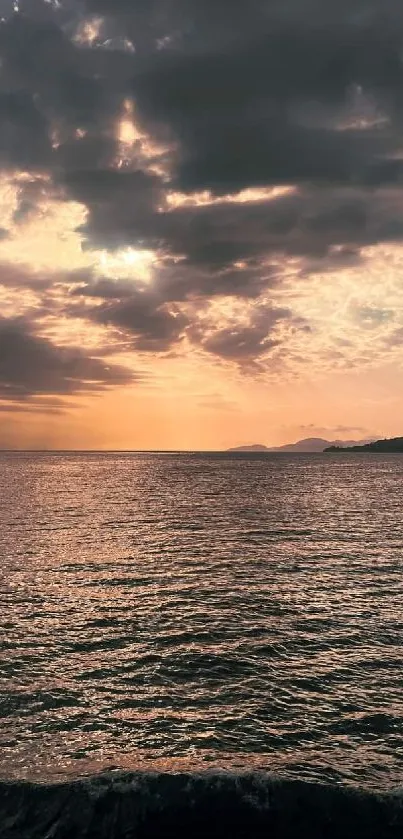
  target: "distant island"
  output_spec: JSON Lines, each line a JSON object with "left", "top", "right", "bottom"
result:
{"left": 228, "top": 444, "right": 271, "bottom": 453}
{"left": 228, "top": 437, "right": 374, "bottom": 453}
{"left": 325, "top": 436, "right": 403, "bottom": 452}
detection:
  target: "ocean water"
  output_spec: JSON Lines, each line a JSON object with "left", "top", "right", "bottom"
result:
{"left": 0, "top": 451, "right": 402, "bottom": 837}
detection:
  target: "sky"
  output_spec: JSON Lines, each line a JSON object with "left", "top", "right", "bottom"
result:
{"left": 1, "top": 0, "right": 403, "bottom": 449}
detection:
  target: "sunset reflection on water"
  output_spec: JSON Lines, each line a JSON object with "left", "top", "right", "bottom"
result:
{"left": 0, "top": 452, "right": 402, "bottom": 789}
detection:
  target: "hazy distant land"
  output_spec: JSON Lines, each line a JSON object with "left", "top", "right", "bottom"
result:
{"left": 228, "top": 437, "right": 374, "bottom": 453}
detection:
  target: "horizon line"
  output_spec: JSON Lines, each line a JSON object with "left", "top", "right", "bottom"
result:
{"left": 0, "top": 448, "right": 317, "bottom": 452}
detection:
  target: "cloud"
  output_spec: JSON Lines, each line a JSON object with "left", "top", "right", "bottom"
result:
{"left": 352, "top": 305, "right": 395, "bottom": 329}
{"left": 0, "top": 316, "right": 137, "bottom": 404}
{"left": 156, "top": 187, "right": 403, "bottom": 270}
{"left": 63, "top": 169, "right": 165, "bottom": 249}
{"left": 297, "top": 424, "right": 372, "bottom": 435}
{"left": 1, "top": 4, "right": 402, "bottom": 244}
{"left": 0, "top": 396, "right": 70, "bottom": 414}
{"left": 1, "top": 0, "right": 403, "bottom": 383}
{"left": 87, "top": 294, "right": 189, "bottom": 352}
{"left": 0, "top": 261, "right": 60, "bottom": 291}
{"left": 119, "top": 1, "right": 403, "bottom": 193}
{"left": 69, "top": 282, "right": 190, "bottom": 352}
{"left": 188, "top": 305, "right": 300, "bottom": 367}
{"left": 0, "top": 91, "right": 52, "bottom": 170}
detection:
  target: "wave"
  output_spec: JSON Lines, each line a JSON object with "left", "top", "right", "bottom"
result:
{"left": 0, "top": 770, "right": 402, "bottom": 838}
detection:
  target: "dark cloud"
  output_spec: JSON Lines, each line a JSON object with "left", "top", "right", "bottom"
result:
{"left": 0, "top": 9, "right": 127, "bottom": 173}
{"left": 69, "top": 180, "right": 403, "bottom": 290}
{"left": 156, "top": 187, "right": 403, "bottom": 269}
{"left": 72, "top": 277, "right": 138, "bottom": 299}
{"left": 1, "top": 4, "right": 403, "bottom": 243}
{"left": 119, "top": 185, "right": 403, "bottom": 275}
{"left": 0, "top": 317, "right": 138, "bottom": 404}
{"left": 64, "top": 168, "right": 165, "bottom": 249}
{"left": 73, "top": 290, "right": 189, "bottom": 352}
{"left": 73, "top": 258, "right": 278, "bottom": 303}
{"left": 1, "top": 0, "right": 403, "bottom": 371}
{"left": 121, "top": 1, "right": 403, "bottom": 194}
{"left": 0, "top": 91, "right": 52, "bottom": 169}
{"left": 154, "top": 258, "right": 278, "bottom": 301}
{"left": 70, "top": 282, "right": 303, "bottom": 364}
{"left": 188, "top": 306, "right": 296, "bottom": 366}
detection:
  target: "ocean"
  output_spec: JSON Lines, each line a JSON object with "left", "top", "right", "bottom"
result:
{"left": 0, "top": 451, "right": 402, "bottom": 837}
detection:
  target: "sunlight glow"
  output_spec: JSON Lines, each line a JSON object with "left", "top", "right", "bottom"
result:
{"left": 166, "top": 186, "right": 296, "bottom": 209}
{"left": 74, "top": 17, "right": 104, "bottom": 46}
{"left": 95, "top": 247, "right": 157, "bottom": 281}
{"left": 118, "top": 100, "right": 142, "bottom": 148}
{"left": 115, "top": 99, "right": 172, "bottom": 176}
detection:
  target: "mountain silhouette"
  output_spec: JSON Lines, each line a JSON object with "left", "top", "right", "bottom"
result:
{"left": 228, "top": 437, "right": 374, "bottom": 453}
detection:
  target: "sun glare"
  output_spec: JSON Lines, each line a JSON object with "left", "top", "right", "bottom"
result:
{"left": 74, "top": 17, "right": 104, "bottom": 46}
{"left": 95, "top": 247, "right": 157, "bottom": 281}
{"left": 118, "top": 100, "right": 142, "bottom": 148}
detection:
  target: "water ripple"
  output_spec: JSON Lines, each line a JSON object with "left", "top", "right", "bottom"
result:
{"left": 0, "top": 451, "right": 402, "bottom": 789}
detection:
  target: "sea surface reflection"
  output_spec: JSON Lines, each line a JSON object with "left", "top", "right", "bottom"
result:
{"left": 0, "top": 452, "right": 402, "bottom": 789}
